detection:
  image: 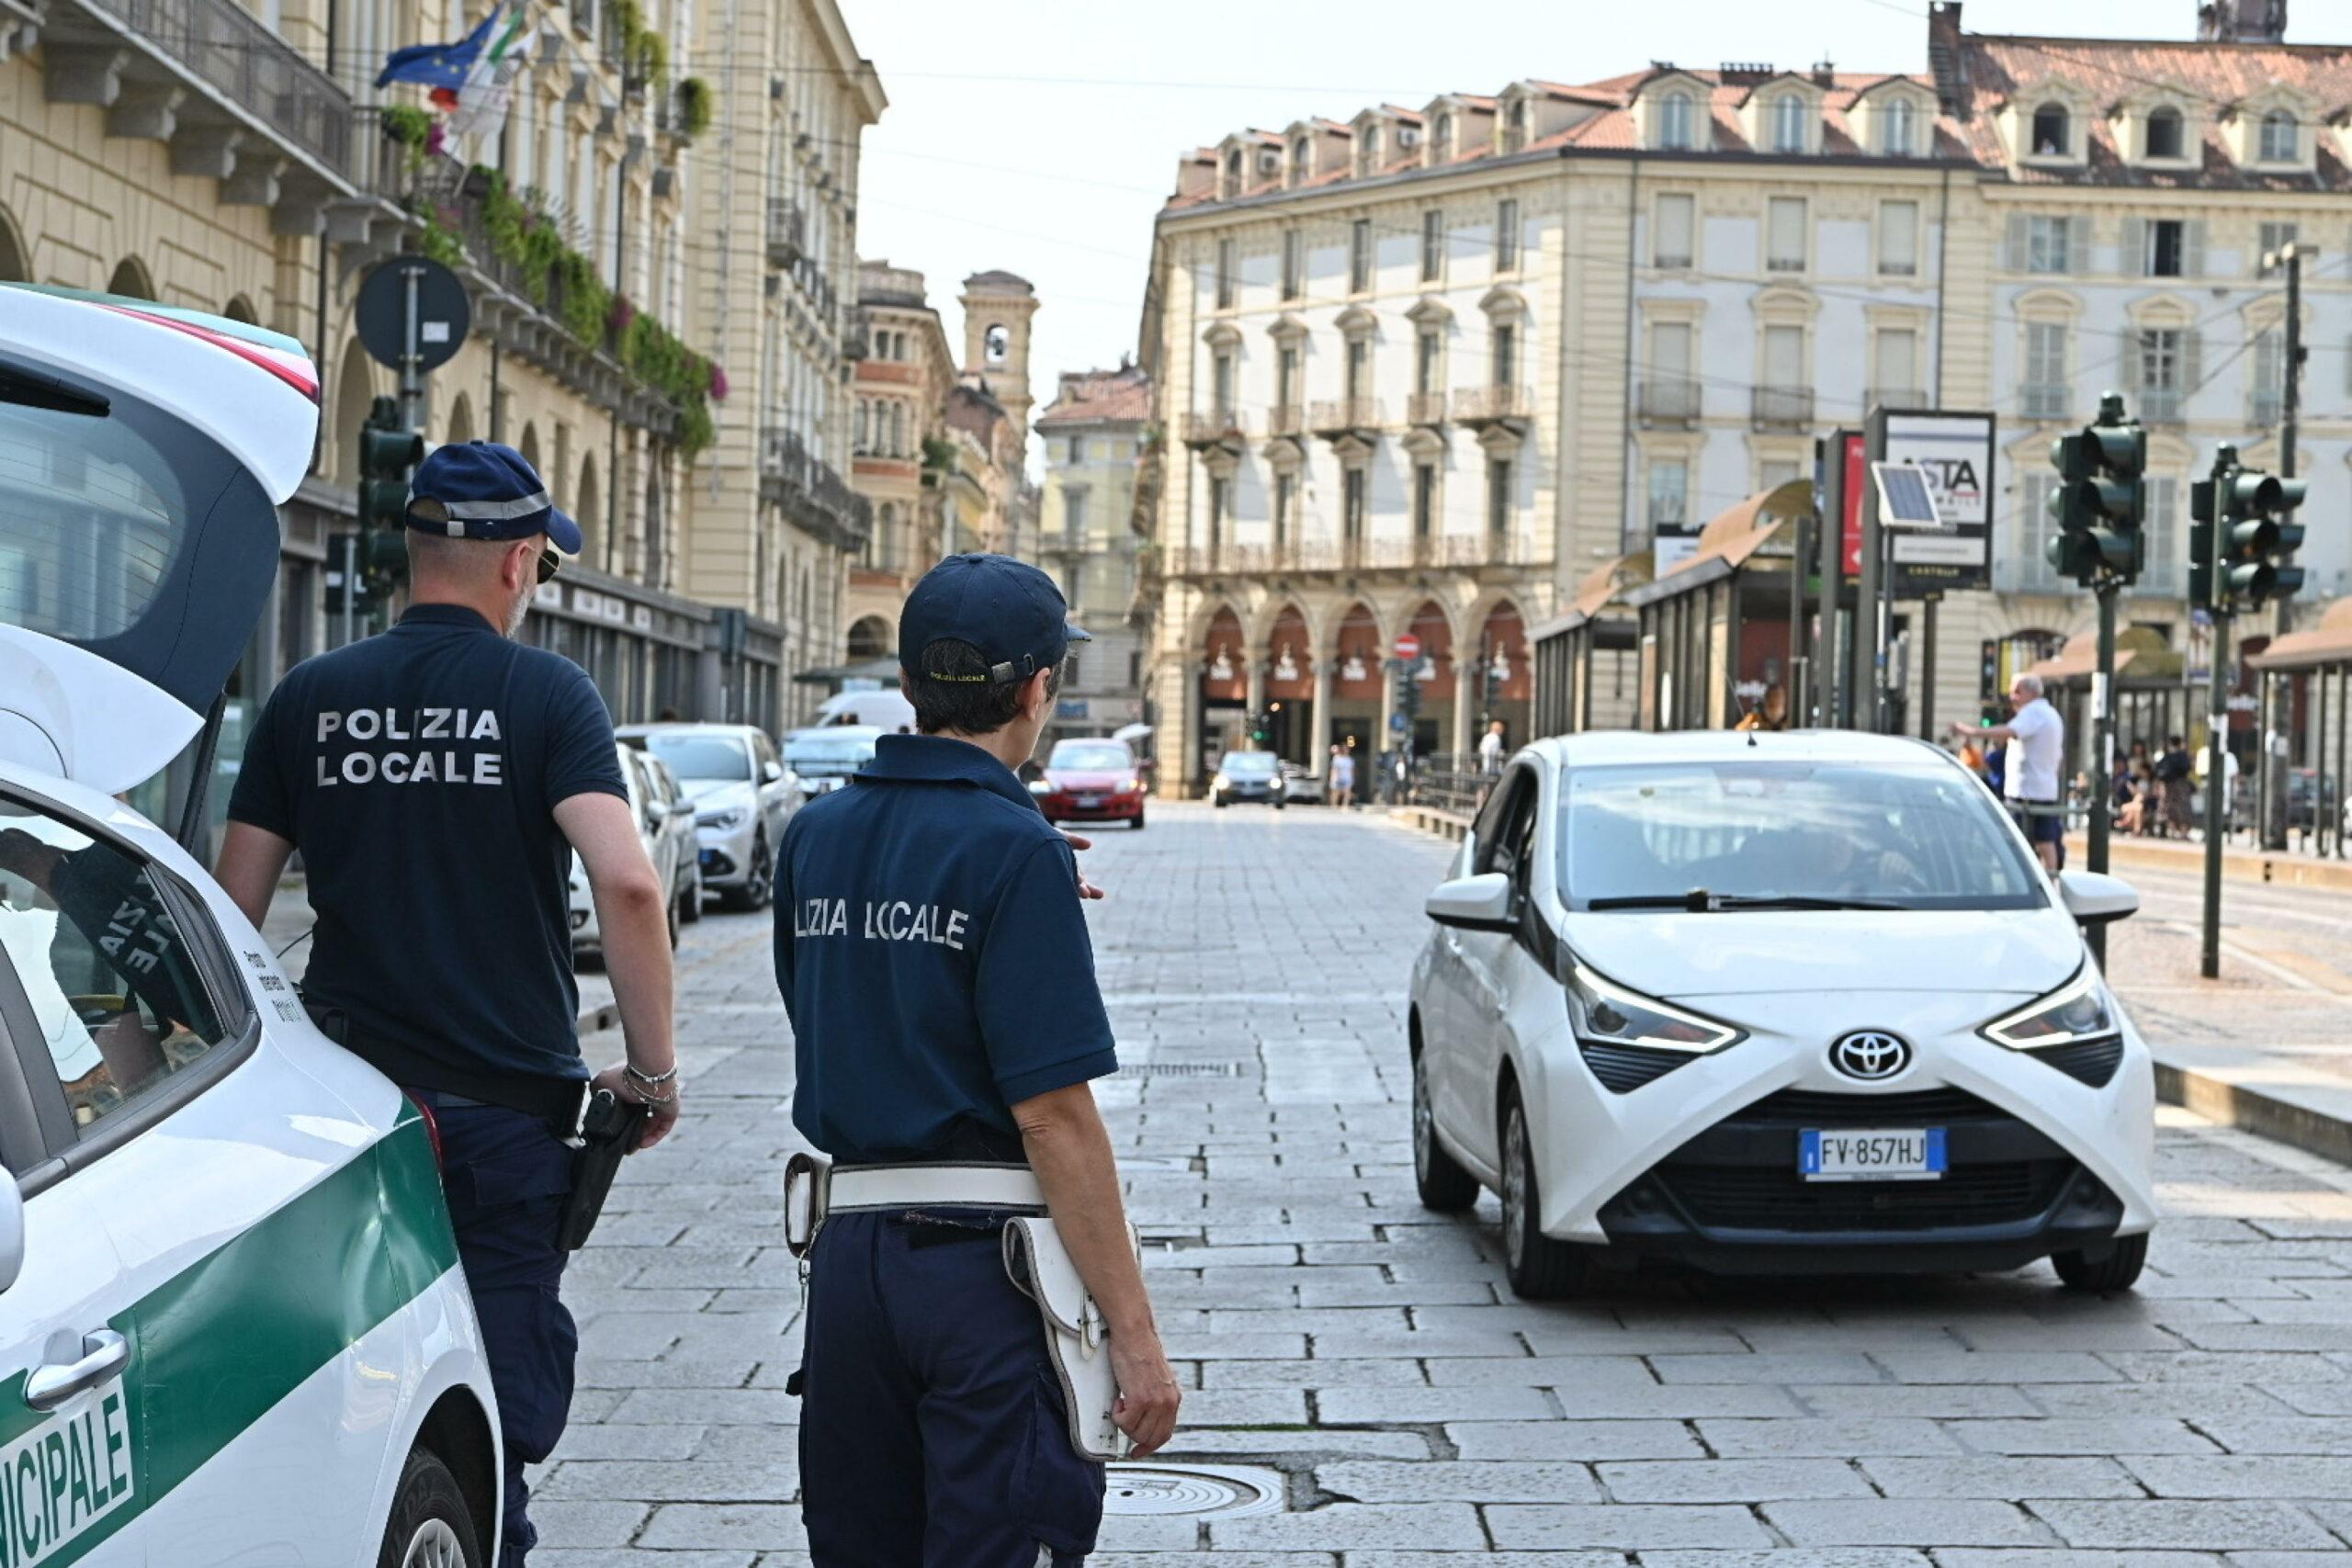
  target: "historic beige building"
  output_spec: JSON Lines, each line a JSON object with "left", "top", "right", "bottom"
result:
{"left": 844, "top": 258, "right": 959, "bottom": 660}
{"left": 1035, "top": 363, "right": 1154, "bottom": 748}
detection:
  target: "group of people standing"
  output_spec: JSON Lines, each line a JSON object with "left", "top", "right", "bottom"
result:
{"left": 2111, "top": 735, "right": 2201, "bottom": 839}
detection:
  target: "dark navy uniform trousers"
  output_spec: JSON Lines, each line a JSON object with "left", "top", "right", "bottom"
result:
{"left": 428, "top": 1096, "right": 581, "bottom": 1568}
{"left": 798, "top": 1211, "right": 1105, "bottom": 1566}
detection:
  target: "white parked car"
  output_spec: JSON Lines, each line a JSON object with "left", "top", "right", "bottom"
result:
{"left": 0, "top": 286, "right": 502, "bottom": 1562}
{"left": 618, "top": 723, "right": 797, "bottom": 910}
{"left": 1408, "top": 729, "right": 2157, "bottom": 1300}
{"left": 784, "top": 725, "right": 884, "bottom": 801}
{"left": 570, "top": 744, "right": 699, "bottom": 953}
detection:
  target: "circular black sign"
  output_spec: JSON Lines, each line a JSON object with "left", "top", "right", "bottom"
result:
{"left": 356, "top": 256, "right": 471, "bottom": 374}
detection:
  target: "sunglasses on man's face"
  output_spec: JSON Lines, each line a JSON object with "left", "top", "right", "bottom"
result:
{"left": 536, "top": 547, "right": 562, "bottom": 585}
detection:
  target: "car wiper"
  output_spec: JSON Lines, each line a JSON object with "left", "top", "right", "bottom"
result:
{"left": 1585, "top": 890, "right": 1903, "bottom": 912}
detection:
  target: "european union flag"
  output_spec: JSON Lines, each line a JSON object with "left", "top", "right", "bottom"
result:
{"left": 374, "top": 6, "right": 499, "bottom": 92}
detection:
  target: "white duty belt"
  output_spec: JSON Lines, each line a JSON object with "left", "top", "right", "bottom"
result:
{"left": 783, "top": 1156, "right": 1043, "bottom": 1258}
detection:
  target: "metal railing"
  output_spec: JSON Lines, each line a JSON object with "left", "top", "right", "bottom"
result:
{"left": 1869, "top": 387, "right": 1930, "bottom": 413}
{"left": 2020, "top": 382, "right": 2073, "bottom": 422}
{"left": 766, "top": 198, "right": 805, "bottom": 268}
{"left": 92, "top": 0, "right": 354, "bottom": 176}
{"left": 1453, "top": 385, "right": 1532, "bottom": 425}
{"left": 1266, "top": 402, "right": 1305, "bottom": 439}
{"left": 350, "top": 107, "right": 416, "bottom": 205}
{"left": 759, "top": 425, "right": 869, "bottom": 547}
{"left": 1177, "top": 410, "right": 1249, "bottom": 448}
{"left": 1636, "top": 378, "right": 1701, "bottom": 425}
{"left": 1751, "top": 385, "right": 1815, "bottom": 429}
{"left": 1407, "top": 390, "right": 1449, "bottom": 426}
{"left": 2137, "top": 388, "right": 2185, "bottom": 424}
{"left": 1309, "top": 396, "right": 1383, "bottom": 434}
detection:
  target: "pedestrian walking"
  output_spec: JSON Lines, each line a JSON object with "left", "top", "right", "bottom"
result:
{"left": 1329, "top": 743, "right": 1356, "bottom": 809}
{"left": 1954, "top": 672, "right": 2064, "bottom": 874}
{"left": 214, "top": 441, "right": 680, "bottom": 1567}
{"left": 1477, "top": 719, "right": 1509, "bottom": 773}
{"left": 775, "top": 554, "right": 1178, "bottom": 1567}
{"left": 2155, "top": 734, "right": 2194, "bottom": 837}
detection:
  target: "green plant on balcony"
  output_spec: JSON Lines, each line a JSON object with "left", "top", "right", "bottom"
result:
{"left": 414, "top": 210, "right": 466, "bottom": 270}
{"left": 676, "top": 77, "right": 713, "bottom": 139}
{"left": 635, "top": 29, "right": 668, "bottom": 80}
{"left": 919, "top": 434, "right": 959, "bottom": 487}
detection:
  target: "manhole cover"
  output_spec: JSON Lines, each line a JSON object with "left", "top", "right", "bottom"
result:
{"left": 1102, "top": 1462, "right": 1284, "bottom": 1518}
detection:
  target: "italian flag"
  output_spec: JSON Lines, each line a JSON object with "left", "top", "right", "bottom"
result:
{"left": 446, "top": 4, "right": 537, "bottom": 148}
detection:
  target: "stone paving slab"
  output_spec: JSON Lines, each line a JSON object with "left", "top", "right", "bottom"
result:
{"left": 536, "top": 805, "right": 2352, "bottom": 1561}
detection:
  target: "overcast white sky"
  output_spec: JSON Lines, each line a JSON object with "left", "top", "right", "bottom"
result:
{"left": 840, "top": 1, "right": 2206, "bottom": 459}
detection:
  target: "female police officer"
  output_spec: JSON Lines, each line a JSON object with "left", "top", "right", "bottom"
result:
{"left": 775, "top": 554, "right": 1178, "bottom": 1566}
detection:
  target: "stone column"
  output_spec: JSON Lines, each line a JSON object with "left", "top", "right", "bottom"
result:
{"left": 1246, "top": 660, "right": 1268, "bottom": 746}
{"left": 1453, "top": 660, "right": 1477, "bottom": 758}
{"left": 1309, "top": 658, "right": 1333, "bottom": 776}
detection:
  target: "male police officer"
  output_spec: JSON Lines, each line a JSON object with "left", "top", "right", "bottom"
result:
{"left": 215, "top": 441, "right": 680, "bottom": 1566}
{"left": 776, "top": 554, "right": 1179, "bottom": 1567}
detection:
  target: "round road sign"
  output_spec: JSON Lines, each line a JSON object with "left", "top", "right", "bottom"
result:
{"left": 1394, "top": 633, "right": 1421, "bottom": 661}
{"left": 356, "top": 256, "right": 471, "bottom": 374}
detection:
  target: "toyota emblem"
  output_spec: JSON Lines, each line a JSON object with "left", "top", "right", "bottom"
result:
{"left": 1830, "top": 1031, "right": 1912, "bottom": 1082}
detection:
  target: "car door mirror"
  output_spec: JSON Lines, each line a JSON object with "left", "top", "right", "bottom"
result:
{"left": 0, "top": 1168, "right": 25, "bottom": 1294}
{"left": 1426, "top": 871, "right": 1518, "bottom": 932}
{"left": 2058, "top": 869, "right": 2138, "bottom": 927}
{"left": 763, "top": 761, "right": 783, "bottom": 784}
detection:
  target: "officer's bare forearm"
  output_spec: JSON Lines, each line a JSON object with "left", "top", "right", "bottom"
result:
{"left": 593, "top": 871, "right": 676, "bottom": 1072}
{"left": 1013, "top": 1082, "right": 1157, "bottom": 1337}
{"left": 215, "top": 822, "right": 294, "bottom": 931}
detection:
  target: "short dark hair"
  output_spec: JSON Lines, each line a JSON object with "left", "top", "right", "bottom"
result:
{"left": 908, "top": 638, "right": 1060, "bottom": 736}
{"left": 2166, "top": 735, "right": 2184, "bottom": 747}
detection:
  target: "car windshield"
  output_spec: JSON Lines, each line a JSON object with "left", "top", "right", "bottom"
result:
{"left": 1219, "top": 752, "right": 1278, "bottom": 777}
{"left": 786, "top": 735, "right": 877, "bottom": 777}
{"left": 1561, "top": 760, "right": 2048, "bottom": 912}
{"left": 1051, "top": 742, "right": 1131, "bottom": 772}
{"left": 644, "top": 735, "right": 752, "bottom": 782}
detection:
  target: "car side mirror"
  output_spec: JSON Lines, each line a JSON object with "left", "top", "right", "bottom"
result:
{"left": 0, "top": 1168, "right": 25, "bottom": 1294}
{"left": 763, "top": 761, "right": 784, "bottom": 784}
{"left": 2058, "top": 869, "right": 2138, "bottom": 927}
{"left": 1426, "top": 871, "right": 1518, "bottom": 932}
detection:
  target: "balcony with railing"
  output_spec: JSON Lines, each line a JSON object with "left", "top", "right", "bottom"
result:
{"left": 1636, "top": 378, "right": 1701, "bottom": 427}
{"left": 1751, "top": 386, "right": 1815, "bottom": 431}
{"left": 1309, "top": 396, "right": 1383, "bottom": 441}
{"left": 1178, "top": 409, "right": 1249, "bottom": 454}
{"left": 2020, "top": 382, "right": 2073, "bottom": 422}
{"left": 1266, "top": 403, "right": 1306, "bottom": 442}
{"left": 1407, "top": 390, "right": 1449, "bottom": 427}
{"left": 1868, "top": 388, "right": 1931, "bottom": 414}
{"left": 2138, "top": 387, "right": 2186, "bottom": 424}
{"left": 767, "top": 198, "right": 806, "bottom": 269}
{"left": 761, "top": 424, "right": 871, "bottom": 552}
{"left": 1453, "top": 385, "right": 1533, "bottom": 433}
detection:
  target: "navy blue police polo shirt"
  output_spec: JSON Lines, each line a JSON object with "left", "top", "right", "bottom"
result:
{"left": 775, "top": 733, "right": 1118, "bottom": 1162}
{"left": 227, "top": 603, "right": 628, "bottom": 1081}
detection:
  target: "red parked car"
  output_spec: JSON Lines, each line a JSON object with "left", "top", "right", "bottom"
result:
{"left": 1033, "top": 738, "right": 1148, "bottom": 829}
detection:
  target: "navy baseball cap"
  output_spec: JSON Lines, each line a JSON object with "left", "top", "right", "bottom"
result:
{"left": 403, "top": 441, "right": 582, "bottom": 555}
{"left": 899, "top": 553, "right": 1091, "bottom": 685}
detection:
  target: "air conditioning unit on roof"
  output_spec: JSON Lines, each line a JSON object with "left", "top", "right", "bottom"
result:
{"left": 1399, "top": 127, "right": 1421, "bottom": 147}
{"left": 1257, "top": 149, "right": 1281, "bottom": 175}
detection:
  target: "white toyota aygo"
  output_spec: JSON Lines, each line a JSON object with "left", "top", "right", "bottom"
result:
{"left": 1408, "top": 728, "right": 2158, "bottom": 1300}
{"left": 0, "top": 286, "right": 503, "bottom": 1562}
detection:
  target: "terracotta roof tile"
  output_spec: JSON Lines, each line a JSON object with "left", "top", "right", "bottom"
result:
{"left": 1037, "top": 367, "right": 1152, "bottom": 428}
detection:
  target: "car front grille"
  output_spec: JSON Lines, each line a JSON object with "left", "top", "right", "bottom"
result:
{"left": 1728, "top": 1085, "right": 1998, "bottom": 1124}
{"left": 1653, "top": 1158, "right": 2076, "bottom": 1233}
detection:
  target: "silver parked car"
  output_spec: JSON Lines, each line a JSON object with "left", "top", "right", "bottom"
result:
{"left": 619, "top": 722, "right": 798, "bottom": 910}
{"left": 571, "top": 743, "right": 698, "bottom": 952}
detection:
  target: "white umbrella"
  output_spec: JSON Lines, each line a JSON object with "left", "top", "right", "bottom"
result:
{"left": 1112, "top": 722, "right": 1153, "bottom": 744}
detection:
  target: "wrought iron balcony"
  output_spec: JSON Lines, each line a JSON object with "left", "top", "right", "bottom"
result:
{"left": 1750, "top": 385, "right": 1815, "bottom": 431}
{"left": 1636, "top": 378, "right": 1701, "bottom": 426}
{"left": 74, "top": 0, "right": 356, "bottom": 177}
{"left": 2020, "top": 382, "right": 2073, "bottom": 422}
{"left": 1309, "top": 396, "right": 1383, "bottom": 441}
{"left": 1868, "top": 387, "right": 1931, "bottom": 414}
{"left": 1453, "top": 385, "right": 1532, "bottom": 433}
{"left": 1178, "top": 410, "right": 1249, "bottom": 454}
{"left": 767, "top": 198, "right": 806, "bottom": 269}
{"left": 1266, "top": 403, "right": 1306, "bottom": 440}
{"left": 1407, "top": 390, "right": 1449, "bottom": 427}
{"left": 2138, "top": 388, "right": 2186, "bottom": 425}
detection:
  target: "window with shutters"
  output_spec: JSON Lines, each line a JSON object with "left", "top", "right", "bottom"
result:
{"left": 2024, "top": 322, "right": 2070, "bottom": 420}
{"left": 1492, "top": 322, "right": 1517, "bottom": 387}
{"left": 2136, "top": 328, "right": 2186, "bottom": 422}
{"left": 1273, "top": 472, "right": 1294, "bottom": 547}
{"left": 1276, "top": 345, "right": 1299, "bottom": 412}
{"left": 1432, "top": 112, "right": 1454, "bottom": 165}
{"left": 1412, "top": 463, "right": 1436, "bottom": 539}
{"left": 1646, "top": 459, "right": 1688, "bottom": 529}
{"left": 1342, "top": 468, "right": 1366, "bottom": 543}
{"left": 2013, "top": 471, "right": 2066, "bottom": 592}
{"left": 1871, "top": 328, "right": 1919, "bottom": 405}
{"left": 2260, "top": 109, "right": 2297, "bottom": 163}
{"left": 1502, "top": 100, "right": 1528, "bottom": 153}
{"left": 1420, "top": 209, "right": 1443, "bottom": 282}
{"left": 1487, "top": 458, "right": 1513, "bottom": 536}
{"left": 1350, "top": 220, "right": 1373, "bottom": 293}
{"left": 2025, "top": 215, "right": 2073, "bottom": 274}
{"left": 1216, "top": 239, "right": 1235, "bottom": 309}
{"left": 1065, "top": 488, "right": 1088, "bottom": 538}
{"left": 1766, "top": 197, "right": 1806, "bottom": 271}
{"left": 2251, "top": 329, "right": 2284, "bottom": 428}
{"left": 1417, "top": 329, "right": 1442, "bottom": 394}
{"left": 1654, "top": 193, "right": 1695, "bottom": 269}
{"left": 1345, "top": 338, "right": 1369, "bottom": 400}
{"left": 2146, "top": 220, "right": 2186, "bottom": 277}
{"left": 1281, "top": 230, "right": 1303, "bottom": 299}
{"left": 1495, "top": 198, "right": 1521, "bottom": 273}
{"left": 1878, "top": 200, "right": 1918, "bottom": 276}
{"left": 1358, "top": 124, "right": 1383, "bottom": 176}
{"left": 2144, "top": 476, "right": 2181, "bottom": 594}
{"left": 2145, "top": 107, "right": 2184, "bottom": 160}
{"left": 1207, "top": 476, "right": 1228, "bottom": 552}
{"left": 2258, "top": 222, "right": 2298, "bottom": 268}
{"left": 1212, "top": 353, "right": 1235, "bottom": 419}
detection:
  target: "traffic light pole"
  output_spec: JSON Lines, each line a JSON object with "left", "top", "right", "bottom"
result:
{"left": 2086, "top": 581, "right": 2118, "bottom": 965}
{"left": 2203, "top": 605, "right": 2231, "bottom": 981}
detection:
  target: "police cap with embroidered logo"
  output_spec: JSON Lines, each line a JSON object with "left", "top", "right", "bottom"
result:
{"left": 403, "top": 440, "right": 583, "bottom": 555}
{"left": 899, "top": 553, "right": 1090, "bottom": 686}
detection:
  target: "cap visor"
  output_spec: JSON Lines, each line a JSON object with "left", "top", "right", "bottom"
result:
{"left": 543, "top": 506, "right": 583, "bottom": 555}
{"left": 1064, "top": 618, "right": 1093, "bottom": 644}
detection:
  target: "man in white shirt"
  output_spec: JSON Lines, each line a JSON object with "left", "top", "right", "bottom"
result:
{"left": 1477, "top": 720, "right": 1509, "bottom": 774}
{"left": 1955, "top": 673, "right": 2065, "bottom": 873}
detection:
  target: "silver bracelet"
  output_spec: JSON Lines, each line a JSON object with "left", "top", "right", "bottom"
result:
{"left": 625, "top": 1061, "right": 678, "bottom": 1088}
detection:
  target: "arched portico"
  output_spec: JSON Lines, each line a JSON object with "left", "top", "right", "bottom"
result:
{"left": 1195, "top": 605, "right": 1248, "bottom": 778}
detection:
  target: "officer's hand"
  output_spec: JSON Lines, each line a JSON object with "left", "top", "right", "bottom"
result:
{"left": 1109, "top": 1326, "right": 1181, "bottom": 1457}
{"left": 1058, "top": 830, "right": 1106, "bottom": 901}
{"left": 594, "top": 1063, "right": 681, "bottom": 1152}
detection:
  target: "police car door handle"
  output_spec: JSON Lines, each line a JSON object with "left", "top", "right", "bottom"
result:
{"left": 26, "top": 1329, "right": 128, "bottom": 1411}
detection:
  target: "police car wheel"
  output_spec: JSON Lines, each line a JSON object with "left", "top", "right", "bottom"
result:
{"left": 378, "top": 1447, "right": 482, "bottom": 1568}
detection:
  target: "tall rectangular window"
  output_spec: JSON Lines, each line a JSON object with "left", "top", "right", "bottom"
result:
{"left": 1766, "top": 197, "right": 1807, "bottom": 271}
{"left": 1872, "top": 327, "right": 1918, "bottom": 400}
{"left": 1495, "top": 198, "right": 1521, "bottom": 272}
{"left": 1878, "top": 200, "right": 1918, "bottom": 276}
{"left": 1066, "top": 435, "right": 1084, "bottom": 465}
{"left": 1646, "top": 459, "right": 1688, "bottom": 528}
{"left": 1412, "top": 463, "right": 1436, "bottom": 537}
{"left": 2146, "top": 219, "right": 2185, "bottom": 277}
{"left": 1350, "top": 219, "right": 1374, "bottom": 292}
{"left": 1346, "top": 338, "right": 1369, "bottom": 400}
{"left": 1764, "top": 323, "right": 1804, "bottom": 387}
{"left": 2026, "top": 215, "right": 2072, "bottom": 274}
{"left": 1213, "top": 353, "right": 1235, "bottom": 417}
{"left": 1651, "top": 321, "right": 1692, "bottom": 377}
{"left": 1208, "top": 476, "right": 1228, "bottom": 550}
{"left": 1342, "top": 468, "right": 1366, "bottom": 541}
{"left": 1064, "top": 488, "right": 1089, "bottom": 539}
{"left": 1216, "top": 238, "right": 1235, "bottom": 309}
{"left": 2138, "top": 327, "right": 2183, "bottom": 420}
{"left": 2025, "top": 321, "right": 2068, "bottom": 417}
{"left": 1487, "top": 458, "right": 1512, "bottom": 536}
{"left": 2146, "top": 475, "right": 2180, "bottom": 590}
{"left": 1417, "top": 328, "right": 1442, "bottom": 394}
{"left": 2253, "top": 328, "right": 2285, "bottom": 424}
{"left": 1653, "top": 193, "right": 1694, "bottom": 268}
{"left": 2259, "top": 221, "right": 2299, "bottom": 265}
{"left": 1492, "top": 322, "right": 1517, "bottom": 387}
{"left": 1273, "top": 472, "right": 1294, "bottom": 545}
{"left": 1420, "top": 209, "right": 1443, "bottom": 282}
{"left": 1277, "top": 345, "right": 1298, "bottom": 410}
{"left": 1281, "top": 230, "right": 1303, "bottom": 299}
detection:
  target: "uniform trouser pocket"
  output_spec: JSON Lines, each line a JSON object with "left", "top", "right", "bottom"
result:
{"left": 1016, "top": 1366, "right": 1108, "bottom": 1561}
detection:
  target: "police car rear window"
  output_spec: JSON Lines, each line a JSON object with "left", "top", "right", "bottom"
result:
{"left": 0, "top": 396, "right": 188, "bottom": 646}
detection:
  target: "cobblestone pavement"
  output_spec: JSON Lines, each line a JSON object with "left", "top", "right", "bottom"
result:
{"left": 532, "top": 803, "right": 2352, "bottom": 1566}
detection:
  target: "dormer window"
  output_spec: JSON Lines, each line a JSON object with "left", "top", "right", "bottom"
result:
{"left": 1223, "top": 147, "right": 1243, "bottom": 196}
{"left": 1659, "top": 92, "right": 1694, "bottom": 151}
{"left": 2146, "top": 105, "right": 2184, "bottom": 159}
{"left": 2030, "top": 102, "right": 2069, "bottom": 157}
{"left": 1291, "top": 136, "right": 1310, "bottom": 185}
{"left": 1502, "top": 99, "right": 1528, "bottom": 152}
{"left": 1771, "top": 93, "right": 1806, "bottom": 154}
{"left": 1432, "top": 111, "right": 1454, "bottom": 164}
{"left": 2260, "top": 107, "right": 2297, "bottom": 162}
{"left": 1359, "top": 124, "right": 1383, "bottom": 176}
{"left": 1882, "top": 96, "right": 1917, "bottom": 157}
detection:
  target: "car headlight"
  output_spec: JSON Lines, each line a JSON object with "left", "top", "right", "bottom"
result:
{"left": 696, "top": 807, "right": 747, "bottom": 829}
{"left": 1980, "top": 966, "right": 2119, "bottom": 1050}
{"left": 1212, "top": 773, "right": 1231, "bottom": 790}
{"left": 1028, "top": 780, "right": 1054, "bottom": 795}
{"left": 1563, "top": 961, "right": 1746, "bottom": 1054}
{"left": 1120, "top": 777, "right": 1140, "bottom": 793}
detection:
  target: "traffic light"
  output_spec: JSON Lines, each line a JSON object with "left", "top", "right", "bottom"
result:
{"left": 356, "top": 395, "right": 423, "bottom": 531}
{"left": 2220, "top": 460, "right": 2308, "bottom": 610}
{"left": 1250, "top": 707, "right": 1273, "bottom": 746}
{"left": 2189, "top": 475, "right": 2217, "bottom": 613}
{"left": 2044, "top": 393, "right": 2146, "bottom": 587}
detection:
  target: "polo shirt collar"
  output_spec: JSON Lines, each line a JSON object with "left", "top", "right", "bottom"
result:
{"left": 861, "top": 734, "right": 1038, "bottom": 813}
{"left": 399, "top": 603, "right": 497, "bottom": 634}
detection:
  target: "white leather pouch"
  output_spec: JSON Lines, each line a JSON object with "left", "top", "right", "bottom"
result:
{"left": 1001, "top": 1215, "right": 1136, "bottom": 1462}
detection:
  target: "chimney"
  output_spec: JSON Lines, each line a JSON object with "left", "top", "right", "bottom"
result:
{"left": 1928, "top": 2, "right": 1972, "bottom": 119}
{"left": 1811, "top": 59, "right": 1837, "bottom": 88}
{"left": 2200, "top": 0, "right": 2288, "bottom": 41}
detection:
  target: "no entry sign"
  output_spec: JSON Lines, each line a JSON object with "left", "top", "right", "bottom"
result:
{"left": 1394, "top": 633, "right": 1421, "bottom": 661}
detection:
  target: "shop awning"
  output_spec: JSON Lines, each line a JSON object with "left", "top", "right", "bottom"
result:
{"left": 1622, "top": 479, "right": 1813, "bottom": 610}
{"left": 2249, "top": 598, "right": 2352, "bottom": 671}
{"left": 2026, "top": 625, "right": 2182, "bottom": 684}
{"left": 1530, "top": 551, "right": 1651, "bottom": 641}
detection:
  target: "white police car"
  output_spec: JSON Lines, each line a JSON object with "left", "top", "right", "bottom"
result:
{"left": 0, "top": 285, "right": 503, "bottom": 1564}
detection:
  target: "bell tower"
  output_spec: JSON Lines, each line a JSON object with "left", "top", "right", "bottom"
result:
{"left": 957, "top": 270, "right": 1039, "bottom": 433}
{"left": 2199, "top": 0, "right": 2287, "bottom": 41}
